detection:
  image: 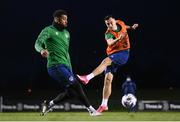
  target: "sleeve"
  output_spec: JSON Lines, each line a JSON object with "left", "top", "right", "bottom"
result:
{"left": 67, "top": 53, "right": 72, "bottom": 71}
{"left": 105, "top": 33, "right": 115, "bottom": 40}
{"left": 34, "top": 28, "right": 50, "bottom": 53}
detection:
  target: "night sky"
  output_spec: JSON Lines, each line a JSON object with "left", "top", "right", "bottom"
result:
{"left": 0, "top": 0, "right": 179, "bottom": 93}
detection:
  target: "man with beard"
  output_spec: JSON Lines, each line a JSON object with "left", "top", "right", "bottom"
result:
{"left": 35, "top": 9, "right": 101, "bottom": 116}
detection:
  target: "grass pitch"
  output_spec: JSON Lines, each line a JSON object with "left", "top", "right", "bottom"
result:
{"left": 0, "top": 111, "right": 180, "bottom": 121}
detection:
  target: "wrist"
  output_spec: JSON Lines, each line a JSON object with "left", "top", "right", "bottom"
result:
{"left": 40, "top": 49, "right": 44, "bottom": 53}
{"left": 40, "top": 49, "right": 46, "bottom": 54}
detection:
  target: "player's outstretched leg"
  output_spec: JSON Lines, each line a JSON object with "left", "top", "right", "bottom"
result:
{"left": 77, "top": 57, "right": 112, "bottom": 85}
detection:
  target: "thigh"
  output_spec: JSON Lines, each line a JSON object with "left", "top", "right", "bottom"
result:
{"left": 56, "top": 65, "right": 76, "bottom": 84}
{"left": 108, "top": 50, "right": 129, "bottom": 65}
{"left": 102, "top": 57, "right": 112, "bottom": 66}
{"left": 105, "top": 63, "right": 119, "bottom": 74}
{"left": 48, "top": 65, "right": 77, "bottom": 88}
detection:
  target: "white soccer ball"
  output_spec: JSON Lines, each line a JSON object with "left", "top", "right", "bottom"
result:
{"left": 121, "top": 94, "right": 137, "bottom": 108}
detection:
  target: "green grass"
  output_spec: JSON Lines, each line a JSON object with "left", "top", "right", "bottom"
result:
{"left": 0, "top": 112, "right": 180, "bottom": 121}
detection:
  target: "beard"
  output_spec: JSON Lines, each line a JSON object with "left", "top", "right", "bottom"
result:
{"left": 52, "top": 21, "right": 67, "bottom": 31}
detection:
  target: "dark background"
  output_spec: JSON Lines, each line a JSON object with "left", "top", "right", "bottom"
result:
{"left": 0, "top": 0, "right": 179, "bottom": 97}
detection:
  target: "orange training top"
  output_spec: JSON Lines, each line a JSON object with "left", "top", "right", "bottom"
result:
{"left": 105, "top": 20, "right": 130, "bottom": 55}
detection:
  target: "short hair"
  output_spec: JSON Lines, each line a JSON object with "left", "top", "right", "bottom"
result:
{"left": 104, "top": 15, "right": 113, "bottom": 20}
{"left": 53, "top": 9, "right": 67, "bottom": 17}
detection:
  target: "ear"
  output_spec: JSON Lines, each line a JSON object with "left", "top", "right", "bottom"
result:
{"left": 54, "top": 17, "right": 59, "bottom": 23}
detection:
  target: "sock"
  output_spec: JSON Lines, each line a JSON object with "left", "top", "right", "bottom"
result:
{"left": 53, "top": 91, "right": 68, "bottom": 104}
{"left": 72, "top": 82, "right": 91, "bottom": 107}
{"left": 87, "top": 73, "right": 94, "bottom": 81}
{"left": 101, "top": 99, "right": 108, "bottom": 106}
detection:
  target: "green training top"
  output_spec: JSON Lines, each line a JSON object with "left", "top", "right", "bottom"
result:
{"left": 35, "top": 25, "right": 72, "bottom": 69}
{"left": 105, "top": 25, "right": 121, "bottom": 40}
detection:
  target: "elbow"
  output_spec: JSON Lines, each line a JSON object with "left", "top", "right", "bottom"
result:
{"left": 34, "top": 43, "right": 40, "bottom": 53}
{"left": 106, "top": 39, "right": 114, "bottom": 46}
{"left": 108, "top": 42, "right": 114, "bottom": 46}
{"left": 34, "top": 43, "right": 38, "bottom": 51}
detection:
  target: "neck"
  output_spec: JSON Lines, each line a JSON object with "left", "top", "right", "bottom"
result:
{"left": 112, "top": 24, "right": 117, "bottom": 31}
{"left": 52, "top": 21, "right": 65, "bottom": 31}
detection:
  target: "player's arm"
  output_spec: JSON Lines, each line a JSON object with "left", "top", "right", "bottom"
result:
{"left": 106, "top": 32, "right": 127, "bottom": 46}
{"left": 126, "top": 23, "right": 139, "bottom": 30}
{"left": 35, "top": 28, "right": 50, "bottom": 58}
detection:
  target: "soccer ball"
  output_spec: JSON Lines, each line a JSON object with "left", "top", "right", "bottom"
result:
{"left": 121, "top": 94, "right": 137, "bottom": 108}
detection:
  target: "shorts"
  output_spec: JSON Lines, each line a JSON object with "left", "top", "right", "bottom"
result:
{"left": 105, "top": 50, "right": 129, "bottom": 74}
{"left": 48, "top": 64, "right": 77, "bottom": 90}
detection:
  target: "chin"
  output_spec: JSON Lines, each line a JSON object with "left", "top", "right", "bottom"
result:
{"left": 63, "top": 24, "right": 68, "bottom": 27}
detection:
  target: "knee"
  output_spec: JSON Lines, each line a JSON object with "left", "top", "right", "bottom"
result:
{"left": 105, "top": 77, "right": 112, "bottom": 86}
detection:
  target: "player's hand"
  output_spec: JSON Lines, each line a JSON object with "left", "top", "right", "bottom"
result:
{"left": 132, "top": 24, "right": 138, "bottom": 30}
{"left": 40, "top": 49, "right": 49, "bottom": 58}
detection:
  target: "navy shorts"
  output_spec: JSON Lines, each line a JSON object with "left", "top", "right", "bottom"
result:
{"left": 47, "top": 64, "right": 77, "bottom": 90}
{"left": 105, "top": 50, "right": 129, "bottom": 74}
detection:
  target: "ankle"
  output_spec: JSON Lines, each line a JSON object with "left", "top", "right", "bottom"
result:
{"left": 101, "top": 99, "right": 108, "bottom": 106}
{"left": 87, "top": 73, "right": 94, "bottom": 81}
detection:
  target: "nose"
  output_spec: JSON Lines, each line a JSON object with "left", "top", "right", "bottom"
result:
{"left": 64, "top": 19, "right": 68, "bottom": 23}
{"left": 65, "top": 21, "right": 68, "bottom": 25}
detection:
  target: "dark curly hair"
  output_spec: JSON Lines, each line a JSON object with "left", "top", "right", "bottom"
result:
{"left": 53, "top": 9, "right": 67, "bottom": 18}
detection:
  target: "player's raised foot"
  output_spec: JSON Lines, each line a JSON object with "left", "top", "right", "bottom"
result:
{"left": 40, "top": 100, "right": 53, "bottom": 116}
{"left": 96, "top": 105, "right": 108, "bottom": 113}
{"left": 77, "top": 75, "right": 89, "bottom": 85}
{"left": 89, "top": 111, "right": 102, "bottom": 116}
